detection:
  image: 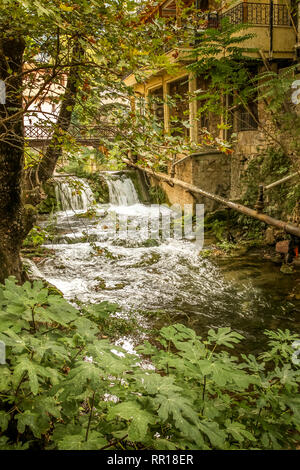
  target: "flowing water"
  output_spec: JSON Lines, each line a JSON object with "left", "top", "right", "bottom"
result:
{"left": 105, "top": 172, "right": 140, "bottom": 206}
{"left": 55, "top": 176, "right": 95, "bottom": 211}
{"left": 35, "top": 173, "right": 300, "bottom": 354}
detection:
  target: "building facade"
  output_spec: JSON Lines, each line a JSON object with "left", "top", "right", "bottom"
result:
{"left": 124, "top": 0, "right": 300, "bottom": 209}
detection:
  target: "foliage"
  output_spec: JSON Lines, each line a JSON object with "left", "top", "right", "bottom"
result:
{"left": 83, "top": 301, "right": 139, "bottom": 339}
{"left": 0, "top": 278, "right": 299, "bottom": 450}
{"left": 206, "top": 219, "right": 227, "bottom": 242}
{"left": 148, "top": 185, "right": 169, "bottom": 205}
{"left": 187, "top": 19, "right": 259, "bottom": 137}
{"left": 256, "top": 66, "right": 300, "bottom": 159}
{"left": 187, "top": 16, "right": 300, "bottom": 181}
{"left": 241, "top": 147, "right": 299, "bottom": 221}
{"left": 23, "top": 226, "right": 48, "bottom": 247}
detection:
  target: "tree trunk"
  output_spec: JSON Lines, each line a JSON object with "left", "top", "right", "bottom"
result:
{"left": 0, "top": 36, "right": 82, "bottom": 284}
{"left": 0, "top": 35, "right": 26, "bottom": 284}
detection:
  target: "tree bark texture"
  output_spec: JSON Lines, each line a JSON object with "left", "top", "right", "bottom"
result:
{"left": 0, "top": 36, "right": 82, "bottom": 283}
{"left": 0, "top": 35, "right": 26, "bottom": 283}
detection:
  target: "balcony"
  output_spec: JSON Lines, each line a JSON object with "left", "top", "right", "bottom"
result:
{"left": 221, "top": 2, "right": 291, "bottom": 27}
{"left": 176, "top": 2, "right": 294, "bottom": 58}
{"left": 210, "top": 2, "right": 295, "bottom": 59}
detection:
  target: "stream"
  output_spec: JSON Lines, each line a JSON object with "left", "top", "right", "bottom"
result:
{"left": 33, "top": 172, "right": 300, "bottom": 355}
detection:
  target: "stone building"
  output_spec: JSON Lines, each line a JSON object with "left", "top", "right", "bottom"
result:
{"left": 124, "top": 0, "right": 300, "bottom": 211}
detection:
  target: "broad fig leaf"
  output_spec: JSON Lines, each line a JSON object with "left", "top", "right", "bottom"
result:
{"left": 207, "top": 327, "right": 244, "bottom": 348}
{"left": 57, "top": 431, "right": 107, "bottom": 450}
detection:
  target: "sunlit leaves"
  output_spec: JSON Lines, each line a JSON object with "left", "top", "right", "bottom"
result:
{"left": 207, "top": 327, "right": 244, "bottom": 348}
{"left": 0, "top": 277, "right": 299, "bottom": 450}
{"left": 57, "top": 431, "right": 107, "bottom": 450}
{"left": 107, "top": 401, "right": 155, "bottom": 442}
{"left": 16, "top": 410, "right": 50, "bottom": 438}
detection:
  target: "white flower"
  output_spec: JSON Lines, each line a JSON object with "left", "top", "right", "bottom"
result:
{"left": 103, "top": 393, "right": 119, "bottom": 403}
{"left": 111, "top": 348, "right": 125, "bottom": 358}
{"left": 83, "top": 355, "right": 93, "bottom": 363}
{"left": 139, "top": 361, "right": 155, "bottom": 371}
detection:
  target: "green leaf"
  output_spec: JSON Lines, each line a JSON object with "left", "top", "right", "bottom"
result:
{"left": 225, "top": 420, "right": 256, "bottom": 443}
{"left": 58, "top": 362, "right": 104, "bottom": 398}
{"left": 107, "top": 401, "right": 155, "bottom": 442}
{"left": 0, "top": 411, "right": 9, "bottom": 432}
{"left": 0, "top": 366, "right": 12, "bottom": 392}
{"left": 159, "top": 323, "right": 197, "bottom": 345}
{"left": 198, "top": 421, "right": 226, "bottom": 448}
{"left": 207, "top": 327, "right": 244, "bottom": 348}
{"left": 152, "top": 438, "right": 178, "bottom": 450}
{"left": 13, "top": 357, "right": 39, "bottom": 395}
{"left": 57, "top": 431, "right": 107, "bottom": 450}
{"left": 85, "top": 301, "right": 119, "bottom": 320}
{"left": 153, "top": 393, "right": 203, "bottom": 446}
{"left": 73, "top": 317, "right": 99, "bottom": 340}
{"left": 16, "top": 410, "right": 50, "bottom": 438}
{"left": 43, "top": 295, "right": 78, "bottom": 326}
{"left": 139, "top": 374, "right": 182, "bottom": 395}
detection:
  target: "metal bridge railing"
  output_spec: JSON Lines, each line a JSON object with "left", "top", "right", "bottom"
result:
{"left": 24, "top": 125, "right": 104, "bottom": 141}
{"left": 24, "top": 125, "right": 53, "bottom": 140}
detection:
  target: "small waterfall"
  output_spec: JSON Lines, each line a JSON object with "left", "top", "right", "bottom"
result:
{"left": 55, "top": 177, "right": 95, "bottom": 211}
{"left": 105, "top": 173, "right": 139, "bottom": 206}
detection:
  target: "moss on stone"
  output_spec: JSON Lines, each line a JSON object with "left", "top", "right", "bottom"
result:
{"left": 148, "top": 184, "right": 169, "bottom": 205}
{"left": 38, "top": 181, "right": 59, "bottom": 214}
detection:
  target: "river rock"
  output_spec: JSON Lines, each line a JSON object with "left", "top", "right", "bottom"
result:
{"left": 265, "top": 227, "right": 275, "bottom": 245}
{"left": 280, "top": 263, "right": 295, "bottom": 274}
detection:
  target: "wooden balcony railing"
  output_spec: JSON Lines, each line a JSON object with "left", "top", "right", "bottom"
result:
{"left": 221, "top": 2, "right": 291, "bottom": 26}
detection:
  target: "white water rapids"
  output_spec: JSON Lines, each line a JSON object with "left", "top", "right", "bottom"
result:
{"left": 105, "top": 173, "right": 139, "bottom": 206}
{"left": 55, "top": 177, "right": 95, "bottom": 211}
{"left": 32, "top": 172, "right": 298, "bottom": 354}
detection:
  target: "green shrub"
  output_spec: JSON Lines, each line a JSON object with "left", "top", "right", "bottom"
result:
{"left": 23, "top": 226, "right": 47, "bottom": 247}
{"left": 0, "top": 278, "right": 299, "bottom": 450}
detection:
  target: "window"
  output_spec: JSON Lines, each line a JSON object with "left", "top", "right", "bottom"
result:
{"left": 169, "top": 76, "right": 189, "bottom": 138}
{"left": 234, "top": 66, "right": 259, "bottom": 132}
{"left": 148, "top": 86, "right": 164, "bottom": 124}
{"left": 236, "top": 102, "right": 258, "bottom": 131}
{"left": 196, "top": 76, "right": 221, "bottom": 139}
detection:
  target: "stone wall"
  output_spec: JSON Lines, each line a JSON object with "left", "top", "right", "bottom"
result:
{"left": 191, "top": 151, "right": 231, "bottom": 212}
{"left": 149, "top": 150, "right": 231, "bottom": 213}
{"left": 230, "top": 129, "right": 264, "bottom": 201}
{"left": 229, "top": 98, "right": 278, "bottom": 201}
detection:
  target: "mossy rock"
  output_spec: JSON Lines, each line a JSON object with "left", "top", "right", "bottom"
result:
{"left": 148, "top": 184, "right": 169, "bottom": 205}
{"left": 141, "top": 238, "right": 160, "bottom": 247}
{"left": 38, "top": 181, "right": 59, "bottom": 214}
{"left": 280, "top": 263, "right": 295, "bottom": 274}
{"left": 87, "top": 174, "right": 110, "bottom": 203}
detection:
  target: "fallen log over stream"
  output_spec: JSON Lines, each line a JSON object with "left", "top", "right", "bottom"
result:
{"left": 123, "top": 158, "right": 300, "bottom": 239}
